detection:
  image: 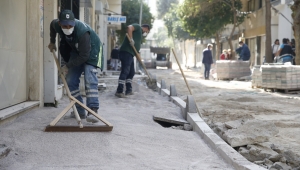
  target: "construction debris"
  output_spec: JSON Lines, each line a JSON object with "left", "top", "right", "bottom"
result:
{"left": 224, "top": 120, "right": 279, "bottom": 147}
{"left": 0, "top": 144, "right": 10, "bottom": 159}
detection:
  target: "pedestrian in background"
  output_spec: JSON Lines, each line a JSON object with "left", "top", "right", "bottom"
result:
{"left": 227, "top": 49, "right": 232, "bottom": 60}
{"left": 48, "top": 9, "right": 101, "bottom": 123}
{"left": 110, "top": 46, "right": 119, "bottom": 71}
{"left": 115, "top": 23, "right": 150, "bottom": 98}
{"left": 219, "top": 49, "right": 227, "bottom": 60}
{"left": 202, "top": 44, "right": 213, "bottom": 80}
{"left": 235, "top": 41, "right": 250, "bottom": 61}
{"left": 272, "top": 39, "right": 280, "bottom": 62}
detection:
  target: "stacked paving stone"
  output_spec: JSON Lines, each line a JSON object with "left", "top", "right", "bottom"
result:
{"left": 216, "top": 60, "right": 251, "bottom": 79}
{"left": 261, "top": 65, "right": 300, "bottom": 89}
{"left": 252, "top": 66, "right": 262, "bottom": 88}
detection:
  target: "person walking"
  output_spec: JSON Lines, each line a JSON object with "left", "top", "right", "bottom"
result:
{"left": 235, "top": 41, "right": 251, "bottom": 61}
{"left": 110, "top": 46, "right": 119, "bottom": 71}
{"left": 202, "top": 44, "right": 213, "bottom": 80}
{"left": 47, "top": 9, "right": 101, "bottom": 123}
{"left": 115, "top": 23, "right": 150, "bottom": 98}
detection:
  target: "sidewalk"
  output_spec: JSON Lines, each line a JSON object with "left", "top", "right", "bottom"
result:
{"left": 0, "top": 79, "right": 233, "bottom": 170}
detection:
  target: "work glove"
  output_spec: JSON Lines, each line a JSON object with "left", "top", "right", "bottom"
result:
{"left": 60, "top": 65, "right": 68, "bottom": 76}
{"left": 129, "top": 38, "right": 135, "bottom": 47}
{"left": 48, "top": 43, "right": 57, "bottom": 52}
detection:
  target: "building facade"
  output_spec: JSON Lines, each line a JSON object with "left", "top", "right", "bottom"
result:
{"left": 193, "top": 0, "right": 294, "bottom": 67}
{"left": 0, "top": 0, "right": 121, "bottom": 113}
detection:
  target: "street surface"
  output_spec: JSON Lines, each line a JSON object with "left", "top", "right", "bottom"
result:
{"left": 0, "top": 74, "right": 233, "bottom": 170}
{"left": 149, "top": 66, "right": 300, "bottom": 158}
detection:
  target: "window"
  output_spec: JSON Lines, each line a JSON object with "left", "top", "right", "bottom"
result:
{"left": 258, "top": 0, "right": 262, "bottom": 9}
{"left": 248, "top": 0, "right": 255, "bottom": 12}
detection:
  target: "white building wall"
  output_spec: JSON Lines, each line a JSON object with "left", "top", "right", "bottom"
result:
{"left": 277, "top": 4, "right": 294, "bottom": 42}
{"left": 43, "top": 0, "right": 59, "bottom": 104}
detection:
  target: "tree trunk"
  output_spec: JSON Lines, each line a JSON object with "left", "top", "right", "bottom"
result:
{"left": 228, "top": 0, "right": 237, "bottom": 60}
{"left": 194, "top": 41, "right": 197, "bottom": 68}
{"left": 292, "top": 0, "right": 300, "bottom": 65}
{"left": 265, "top": 0, "right": 272, "bottom": 63}
{"left": 227, "top": 37, "right": 234, "bottom": 60}
{"left": 215, "top": 33, "right": 221, "bottom": 61}
{"left": 183, "top": 40, "right": 188, "bottom": 67}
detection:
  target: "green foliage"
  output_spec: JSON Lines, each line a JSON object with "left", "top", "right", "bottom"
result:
{"left": 116, "top": 0, "right": 154, "bottom": 44}
{"left": 178, "top": 0, "right": 245, "bottom": 38}
{"left": 156, "top": 0, "right": 179, "bottom": 19}
{"left": 152, "top": 26, "right": 172, "bottom": 46}
{"left": 163, "top": 5, "right": 195, "bottom": 41}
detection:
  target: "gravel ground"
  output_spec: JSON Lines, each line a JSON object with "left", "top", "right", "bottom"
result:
{"left": 149, "top": 66, "right": 300, "bottom": 158}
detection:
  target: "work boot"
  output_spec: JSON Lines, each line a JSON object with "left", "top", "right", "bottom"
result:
{"left": 86, "top": 108, "right": 99, "bottom": 123}
{"left": 125, "top": 91, "right": 133, "bottom": 96}
{"left": 69, "top": 112, "right": 86, "bottom": 119}
{"left": 115, "top": 92, "right": 127, "bottom": 98}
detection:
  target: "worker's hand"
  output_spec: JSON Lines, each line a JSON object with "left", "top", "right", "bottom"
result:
{"left": 61, "top": 65, "right": 68, "bottom": 76}
{"left": 48, "top": 43, "right": 57, "bottom": 52}
{"left": 130, "top": 38, "right": 135, "bottom": 46}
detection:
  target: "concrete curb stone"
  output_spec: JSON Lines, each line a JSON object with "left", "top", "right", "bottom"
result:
{"left": 157, "top": 81, "right": 266, "bottom": 170}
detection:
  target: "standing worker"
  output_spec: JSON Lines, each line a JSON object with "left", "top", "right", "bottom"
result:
{"left": 47, "top": 9, "right": 102, "bottom": 123}
{"left": 202, "top": 44, "right": 213, "bottom": 80}
{"left": 115, "top": 23, "right": 150, "bottom": 98}
{"left": 235, "top": 41, "right": 251, "bottom": 61}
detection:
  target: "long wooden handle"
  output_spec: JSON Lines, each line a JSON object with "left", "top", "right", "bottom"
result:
{"left": 171, "top": 48, "right": 203, "bottom": 118}
{"left": 52, "top": 51, "right": 72, "bottom": 98}
{"left": 125, "top": 33, "right": 152, "bottom": 81}
{"left": 51, "top": 50, "right": 82, "bottom": 126}
{"left": 171, "top": 49, "right": 192, "bottom": 95}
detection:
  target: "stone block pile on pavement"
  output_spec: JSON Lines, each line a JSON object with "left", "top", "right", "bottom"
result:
{"left": 216, "top": 60, "right": 251, "bottom": 80}
{"left": 252, "top": 66, "right": 262, "bottom": 88}
{"left": 260, "top": 65, "right": 300, "bottom": 89}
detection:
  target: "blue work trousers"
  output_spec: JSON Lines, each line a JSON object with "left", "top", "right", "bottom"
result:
{"left": 117, "top": 51, "right": 135, "bottom": 93}
{"left": 65, "top": 52, "right": 99, "bottom": 117}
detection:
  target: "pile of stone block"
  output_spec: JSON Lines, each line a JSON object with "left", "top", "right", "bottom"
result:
{"left": 216, "top": 60, "right": 251, "bottom": 79}
{"left": 261, "top": 65, "right": 300, "bottom": 89}
{"left": 252, "top": 66, "right": 262, "bottom": 88}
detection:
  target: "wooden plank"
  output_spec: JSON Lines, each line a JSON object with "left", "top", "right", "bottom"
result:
{"left": 50, "top": 101, "right": 75, "bottom": 126}
{"left": 153, "top": 116, "right": 187, "bottom": 125}
{"left": 69, "top": 96, "right": 113, "bottom": 127}
{"left": 44, "top": 125, "right": 113, "bottom": 132}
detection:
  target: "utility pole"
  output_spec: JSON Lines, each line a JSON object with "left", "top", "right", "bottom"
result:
{"left": 265, "top": 0, "right": 272, "bottom": 63}
{"left": 139, "top": 0, "right": 143, "bottom": 25}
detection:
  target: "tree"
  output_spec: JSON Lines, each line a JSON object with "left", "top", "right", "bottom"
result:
{"left": 265, "top": 0, "right": 272, "bottom": 63}
{"left": 152, "top": 26, "right": 172, "bottom": 47}
{"left": 164, "top": 5, "right": 195, "bottom": 66}
{"left": 178, "top": 0, "right": 246, "bottom": 59}
{"left": 291, "top": 0, "right": 300, "bottom": 65}
{"left": 156, "top": 0, "right": 178, "bottom": 19}
{"left": 116, "top": 0, "right": 154, "bottom": 44}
